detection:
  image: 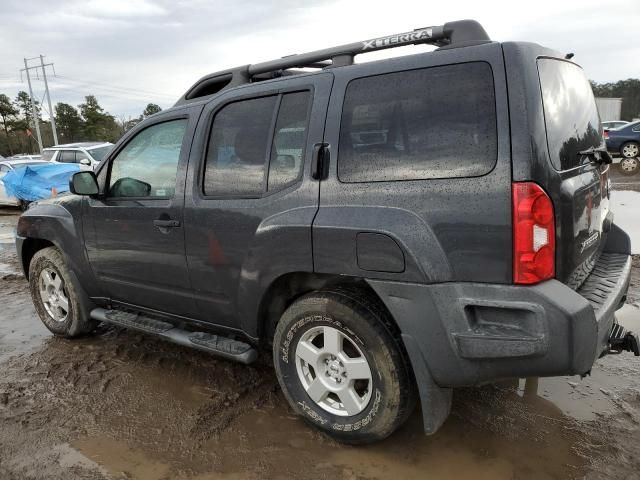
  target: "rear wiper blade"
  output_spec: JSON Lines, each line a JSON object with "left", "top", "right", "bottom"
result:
{"left": 578, "top": 146, "right": 612, "bottom": 165}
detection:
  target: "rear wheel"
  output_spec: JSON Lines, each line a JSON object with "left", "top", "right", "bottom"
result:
{"left": 273, "top": 288, "right": 416, "bottom": 444}
{"left": 28, "top": 247, "right": 97, "bottom": 337}
{"left": 619, "top": 157, "right": 639, "bottom": 175}
{"left": 621, "top": 141, "right": 640, "bottom": 158}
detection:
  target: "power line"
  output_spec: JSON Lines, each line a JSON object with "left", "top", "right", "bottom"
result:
{"left": 55, "top": 75, "right": 177, "bottom": 100}
{"left": 51, "top": 80, "right": 175, "bottom": 104}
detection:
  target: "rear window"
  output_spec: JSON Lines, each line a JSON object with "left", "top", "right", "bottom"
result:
{"left": 338, "top": 62, "right": 497, "bottom": 183}
{"left": 41, "top": 150, "right": 55, "bottom": 161}
{"left": 538, "top": 58, "right": 602, "bottom": 171}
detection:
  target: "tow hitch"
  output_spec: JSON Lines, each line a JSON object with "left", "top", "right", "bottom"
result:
{"left": 609, "top": 323, "right": 640, "bottom": 356}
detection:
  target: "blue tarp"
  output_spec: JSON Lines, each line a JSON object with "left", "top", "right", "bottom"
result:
{"left": 0, "top": 163, "right": 81, "bottom": 201}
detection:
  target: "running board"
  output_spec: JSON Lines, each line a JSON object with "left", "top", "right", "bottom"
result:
{"left": 90, "top": 308, "right": 258, "bottom": 364}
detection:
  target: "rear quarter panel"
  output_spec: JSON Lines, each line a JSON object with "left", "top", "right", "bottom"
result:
{"left": 314, "top": 42, "right": 513, "bottom": 284}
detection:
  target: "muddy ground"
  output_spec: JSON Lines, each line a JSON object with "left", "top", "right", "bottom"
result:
{"left": 1, "top": 184, "right": 640, "bottom": 478}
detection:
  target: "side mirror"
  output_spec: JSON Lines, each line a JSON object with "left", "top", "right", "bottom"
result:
{"left": 70, "top": 171, "right": 99, "bottom": 196}
{"left": 79, "top": 158, "right": 91, "bottom": 166}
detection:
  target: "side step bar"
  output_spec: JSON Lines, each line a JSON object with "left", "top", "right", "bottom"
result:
{"left": 90, "top": 308, "right": 258, "bottom": 364}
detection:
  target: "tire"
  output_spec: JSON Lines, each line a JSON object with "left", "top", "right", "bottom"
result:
{"left": 28, "top": 246, "right": 97, "bottom": 337}
{"left": 621, "top": 141, "right": 640, "bottom": 158}
{"left": 273, "top": 288, "right": 417, "bottom": 444}
{"left": 618, "top": 157, "right": 639, "bottom": 176}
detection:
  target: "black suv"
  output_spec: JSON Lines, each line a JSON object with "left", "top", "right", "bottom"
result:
{"left": 16, "top": 20, "right": 638, "bottom": 444}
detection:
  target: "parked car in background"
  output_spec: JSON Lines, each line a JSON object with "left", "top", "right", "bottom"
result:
{"left": 42, "top": 142, "right": 113, "bottom": 169}
{"left": 9, "top": 154, "right": 42, "bottom": 161}
{"left": 602, "top": 120, "right": 629, "bottom": 131}
{"left": 605, "top": 121, "right": 640, "bottom": 177}
{"left": 0, "top": 159, "right": 48, "bottom": 206}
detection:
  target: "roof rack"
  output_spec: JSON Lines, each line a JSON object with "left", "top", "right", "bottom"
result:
{"left": 176, "top": 19, "right": 490, "bottom": 105}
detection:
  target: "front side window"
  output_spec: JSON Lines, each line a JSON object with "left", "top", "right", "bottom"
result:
{"left": 338, "top": 62, "right": 497, "bottom": 183}
{"left": 108, "top": 119, "right": 187, "bottom": 198}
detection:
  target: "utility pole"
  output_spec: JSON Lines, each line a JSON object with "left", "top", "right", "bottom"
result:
{"left": 21, "top": 56, "right": 58, "bottom": 153}
{"left": 40, "top": 55, "right": 58, "bottom": 145}
{"left": 22, "top": 58, "right": 43, "bottom": 153}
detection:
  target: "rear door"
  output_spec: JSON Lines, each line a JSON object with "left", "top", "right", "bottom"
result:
{"left": 183, "top": 73, "right": 333, "bottom": 333}
{"left": 536, "top": 58, "right": 610, "bottom": 288}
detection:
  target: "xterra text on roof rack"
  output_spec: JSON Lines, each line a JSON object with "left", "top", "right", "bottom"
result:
{"left": 16, "top": 19, "right": 638, "bottom": 443}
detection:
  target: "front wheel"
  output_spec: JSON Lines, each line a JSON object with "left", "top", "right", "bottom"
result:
{"left": 28, "top": 246, "right": 97, "bottom": 337}
{"left": 273, "top": 288, "right": 416, "bottom": 444}
{"left": 619, "top": 157, "right": 639, "bottom": 176}
{"left": 621, "top": 142, "right": 640, "bottom": 158}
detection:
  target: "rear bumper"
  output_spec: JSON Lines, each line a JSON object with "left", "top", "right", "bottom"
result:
{"left": 368, "top": 238, "right": 632, "bottom": 389}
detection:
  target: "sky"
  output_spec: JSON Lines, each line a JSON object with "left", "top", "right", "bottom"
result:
{"left": 0, "top": 0, "right": 638, "bottom": 120}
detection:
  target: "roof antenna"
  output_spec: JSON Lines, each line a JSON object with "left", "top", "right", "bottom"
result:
{"left": 565, "top": 53, "right": 574, "bottom": 59}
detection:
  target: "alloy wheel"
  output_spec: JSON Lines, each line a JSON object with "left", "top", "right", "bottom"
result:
{"left": 295, "top": 325, "right": 373, "bottom": 416}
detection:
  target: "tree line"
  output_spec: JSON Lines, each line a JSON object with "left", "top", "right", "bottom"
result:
{"left": 590, "top": 78, "right": 640, "bottom": 121}
{"left": 0, "top": 91, "right": 162, "bottom": 157}
{"left": 1, "top": 78, "right": 638, "bottom": 158}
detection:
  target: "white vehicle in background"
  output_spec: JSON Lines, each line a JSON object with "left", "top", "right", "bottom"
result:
{"left": 0, "top": 159, "right": 48, "bottom": 206}
{"left": 8, "top": 154, "right": 43, "bottom": 161}
{"left": 43, "top": 142, "right": 113, "bottom": 170}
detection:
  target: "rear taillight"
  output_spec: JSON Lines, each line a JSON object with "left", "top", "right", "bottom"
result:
{"left": 512, "top": 182, "right": 555, "bottom": 284}
{"left": 604, "top": 130, "right": 609, "bottom": 139}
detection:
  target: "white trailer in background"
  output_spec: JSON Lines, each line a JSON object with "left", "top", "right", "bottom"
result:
{"left": 596, "top": 97, "right": 623, "bottom": 121}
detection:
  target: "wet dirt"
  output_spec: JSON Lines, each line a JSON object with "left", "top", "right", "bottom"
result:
{"left": 1, "top": 210, "right": 640, "bottom": 479}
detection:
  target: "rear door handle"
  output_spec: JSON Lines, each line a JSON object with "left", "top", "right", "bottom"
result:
{"left": 153, "top": 219, "right": 180, "bottom": 228}
{"left": 311, "top": 142, "right": 330, "bottom": 180}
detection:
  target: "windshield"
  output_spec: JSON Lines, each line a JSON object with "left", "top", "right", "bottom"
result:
{"left": 41, "top": 150, "right": 55, "bottom": 161}
{"left": 87, "top": 145, "right": 112, "bottom": 162}
{"left": 538, "top": 58, "right": 602, "bottom": 171}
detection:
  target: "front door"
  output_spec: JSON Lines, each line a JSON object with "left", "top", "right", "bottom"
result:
{"left": 84, "top": 109, "right": 201, "bottom": 317}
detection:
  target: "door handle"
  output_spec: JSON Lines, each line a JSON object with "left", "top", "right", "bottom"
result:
{"left": 153, "top": 219, "right": 180, "bottom": 228}
{"left": 311, "top": 142, "right": 330, "bottom": 180}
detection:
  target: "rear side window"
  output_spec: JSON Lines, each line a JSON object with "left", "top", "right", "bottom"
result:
{"left": 204, "top": 91, "right": 311, "bottom": 197}
{"left": 41, "top": 150, "right": 55, "bottom": 161}
{"left": 269, "top": 91, "right": 311, "bottom": 191}
{"left": 338, "top": 62, "right": 497, "bottom": 183}
{"left": 58, "top": 150, "right": 77, "bottom": 163}
{"left": 538, "top": 58, "right": 602, "bottom": 171}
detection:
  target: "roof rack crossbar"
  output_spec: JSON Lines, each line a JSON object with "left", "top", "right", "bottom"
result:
{"left": 176, "top": 20, "right": 489, "bottom": 105}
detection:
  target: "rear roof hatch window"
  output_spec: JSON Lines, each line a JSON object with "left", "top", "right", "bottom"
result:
{"left": 538, "top": 58, "right": 603, "bottom": 171}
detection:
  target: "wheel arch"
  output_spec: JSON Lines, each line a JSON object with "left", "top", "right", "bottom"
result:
{"left": 20, "top": 237, "right": 56, "bottom": 280}
{"left": 257, "top": 272, "right": 400, "bottom": 348}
